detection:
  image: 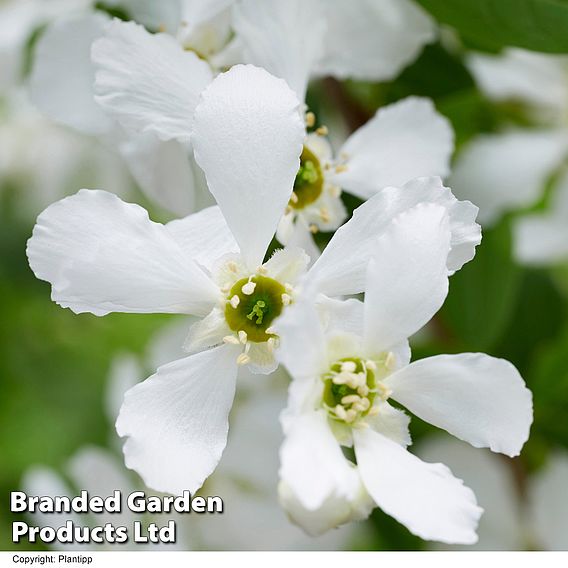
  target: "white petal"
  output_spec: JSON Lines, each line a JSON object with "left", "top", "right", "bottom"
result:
{"left": 530, "top": 452, "right": 568, "bottom": 550}
{"left": 333, "top": 97, "right": 454, "bottom": 199}
{"left": 364, "top": 202, "right": 451, "bottom": 353}
{"left": 180, "top": 0, "right": 235, "bottom": 30}
{"left": 120, "top": 0, "right": 182, "bottom": 33}
{"left": 105, "top": 354, "right": 142, "bottom": 423}
{"left": 514, "top": 214, "right": 568, "bottom": 266}
{"left": 263, "top": 246, "right": 310, "bottom": 284}
{"left": 192, "top": 64, "right": 304, "bottom": 269}
{"left": 93, "top": 19, "right": 212, "bottom": 143}
{"left": 467, "top": 49, "right": 568, "bottom": 119}
{"left": 280, "top": 216, "right": 322, "bottom": 265}
{"left": 354, "top": 428, "right": 482, "bottom": 544}
{"left": 67, "top": 446, "right": 137, "bottom": 526}
{"left": 314, "top": 0, "right": 435, "bottom": 82}
{"left": 450, "top": 130, "right": 568, "bottom": 225}
{"left": 119, "top": 133, "right": 197, "bottom": 217}
{"left": 274, "top": 294, "right": 327, "bottom": 380}
{"left": 165, "top": 205, "right": 239, "bottom": 271}
{"left": 514, "top": 167, "right": 568, "bottom": 265}
{"left": 307, "top": 177, "right": 480, "bottom": 296}
{"left": 279, "top": 410, "right": 372, "bottom": 535}
{"left": 367, "top": 401, "right": 412, "bottom": 448}
{"left": 232, "top": 0, "right": 325, "bottom": 100}
{"left": 184, "top": 307, "right": 229, "bottom": 353}
{"left": 418, "top": 435, "right": 523, "bottom": 550}
{"left": 116, "top": 345, "right": 239, "bottom": 494}
{"left": 27, "top": 190, "right": 219, "bottom": 316}
{"left": 386, "top": 354, "right": 533, "bottom": 457}
{"left": 29, "top": 13, "right": 113, "bottom": 136}
{"left": 317, "top": 296, "right": 364, "bottom": 337}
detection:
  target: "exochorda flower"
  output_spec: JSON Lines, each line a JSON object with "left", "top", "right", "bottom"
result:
{"left": 91, "top": 6, "right": 452, "bottom": 247}
{"left": 274, "top": 202, "right": 532, "bottom": 542}
{"left": 26, "top": 60, "right": 481, "bottom": 496}
{"left": 449, "top": 48, "right": 568, "bottom": 265}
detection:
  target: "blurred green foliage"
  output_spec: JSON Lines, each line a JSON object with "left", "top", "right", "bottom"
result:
{"left": 417, "top": 0, "right": 568, "bottom": 53}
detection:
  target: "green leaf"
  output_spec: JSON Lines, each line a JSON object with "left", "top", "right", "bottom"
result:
{"left": 439, "top": 219, "right": 522, "bottom": 352}
{"left": 416, "top": 0, "right": 568, "bottom": 53}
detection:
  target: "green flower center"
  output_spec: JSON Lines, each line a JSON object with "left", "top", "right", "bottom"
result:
{"left": 290, "top": 145, "right": 323, "bottom": 210}
{"left": 225, "top": 275, "right": 287, "bottom": 342}
{"left": 322, "top": 357, "right": 377, "bottom": 424}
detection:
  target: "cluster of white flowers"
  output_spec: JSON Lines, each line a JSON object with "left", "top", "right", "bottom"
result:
{"left": 23, "top": 0, "right": 535, "bottom": 546}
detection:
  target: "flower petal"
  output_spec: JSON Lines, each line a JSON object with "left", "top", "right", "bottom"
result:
{"left": 307, "top": 177, "right": 480, "bottom": 296}
{"left": 116, "top": 344, "right": 239, "bottom": 494}
{"left": 332, "top": 97, "right": 453, "bottom": 199}
{"left": 165, "top": 205, "right": 239, "bottom": 271}
{"left": 279, "top": 410, "right": 373, "bottom": 535}
{"left": 29, "top": 13, "right": 114, "bottom": 135}
{"left": 119, "top": 133, "right": 197, "bottom": 217}
{"left": 385, "top": 354, "right": 533, "bottom": 457}
{"left": 232, "top": 0, "right": 325, "bottom": 100}
{"left": 531, "top": 452, "right": 568, "bottom": 551}
{"left": 92, "top": 19, "right": 212, "bottom": 143}
{"left": 192, "top": 64, "right": 304, "bottom": 269}
{"left": 275, "top": 293, "right": 327, "bottom": 380}
{"left": 467, "top": 49, "right": 568, "bottom": 119}
{"left": 450, "top": 130, "right": 568, "bottom": 225}
{"left": 314, "top": 0, "right": 435, "bottom": 82}
{"left": 354, "top": 428, "right": 482, "bottom": 544}
{"left": 364, "top": 202, "right": 451, "bottom": 353}
{"left": 418, "top": 436, "right": 523, "bottom": 550}
{"left": 27, "top": 190, "right": 219, "bottom": 316}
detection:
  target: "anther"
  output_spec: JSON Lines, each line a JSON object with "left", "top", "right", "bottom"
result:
{"left": 241, "top": 281, "right": 256, "bottom": 295}
{"left": 365, "top": 360, "right": 377, "bottom": 371}
{"left": 341, "top": 361, "right": 357, "bottom": 373}
{"left": 335, "top": 405, "right": 347, "bottom": 420}
{"left": 267, "top": 337, "right": 276, "bottom": 352}
{"left": 223, "top": 335, "right": 240, "bottom": 345}
{"left": 281, "top": 293, "right": 291, "bottom": 306}
{"left": 319, "top": 207, "right": 330, "bottom": 223}
{"left": 341, "top": 394, "right": 361, "bottom": 405}
{"left": 229, "top": 295, "right": 240, "bottom": 308}
{"left": 290, "top": 191, "right": 299, "bottom": 204}
{"left": 227, "top": 261, "right": 238, "bottom": 273}
{"left": 328, "top": 185, "right": 341, "bottom": 198}
{"left": 305, "top": 112, "right": 316, "bottom": 127}
{"left": 238, "top": 330, "right": 248, "bottom": 344}
{"left": 256, "top": 265, "right": 268, "bottom": 275}
{"left": 309, "top": 224, "right": 319, "bottom": 234}
{"left": 368, "top": 406, "right": 380, "bottom": 417}
{"left": 284, "top": 283, "right": 294, "bottom": 293}
{"left": 316, "top": 125, "right": 328, "bottom": 136}
{"left": 357, "top": 385, "right": 370, "bottom": 397}
{"left": 236, "top": 353, "right": 251, "bottom": 366}
{"left": 334, "top": 164, "right": 348, "bottom": 174}
{"left": 265, "top": 327, "right": 276, "bottom": 336}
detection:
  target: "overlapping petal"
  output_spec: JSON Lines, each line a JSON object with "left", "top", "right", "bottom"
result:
{"left": 306, "top": 177, "right": 480, "bottom": 296}
{"left": 93, "top": 19, "right": 212, "bottom": 143}
{"left": 363, "top": 202, "right": 451, "bottom": 353}
{"left": 192, "top": 64, "right": 304, "bottom": 269}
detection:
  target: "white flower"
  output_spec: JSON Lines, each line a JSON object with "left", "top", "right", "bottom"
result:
{"left": 232, "top": 0, "right": 436, "bottom": 100}
{"left": 420, "top": 435, "right": 568, "bottom": 551}
{"left": 274, "top": 202, "right": 532, "bottom": 543}
{"left": 27, "top": 5, "right": 220, "bottom": 216}
{"left": 449, "top": 48, "right": 568, "bottom": 265}
{"left": 91, "top": 8, "right": 452, "bottom": 244}
{"left": 27, "top": 59, "right": 480, "bottom": 496}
